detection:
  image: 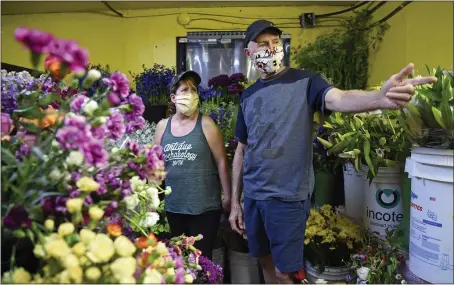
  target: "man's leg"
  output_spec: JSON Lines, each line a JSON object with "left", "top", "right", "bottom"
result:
{"left": 243, "top": 197, "right": 278, "bottom": 284}
{"left": 260, "top": 198, "right": 311, "bottom": 284}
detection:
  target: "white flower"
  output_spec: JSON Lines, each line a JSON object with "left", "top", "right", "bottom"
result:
{"left": 82, "top": 100, "right": 99, "bottom": 115}
{"left": 164, "top": 186, "right": 172, "bottom": 195}
{"left": 150, "top": 193, "right": 160, "bottom": 210}
{"left": 49, "top": 168, "right": 62, "bottom": 181}
{"left": 111, "top": 147, "right": 119, "bottom": 154}
{"left": 140, "top": 212, "right": 160, "bottom": 228}
{"left": 145, "top": 186, "right": 158, "bottom": 199}
{"left": 124, "top": 194, "right": 139, "bottom": 210}
{"left": 98, "top": 116, "right": 107, "bottom": 124}
{"left": 314, "top": 279, "right": 328, "bottom": 284}
{"left": 87, "top": 69, "right": 101, "bottom": 81}
{"left": 130, "top": 176, "right": 145, "bottom": 192}
{"left": 66, "top": 151, "right": 84, "bottom": 166}
{"left": 357, "top": 267, "right": 370, "bottom": 281}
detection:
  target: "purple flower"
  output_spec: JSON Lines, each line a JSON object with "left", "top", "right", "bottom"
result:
{"left": 128, "top": 93, "right": 145, "bottom": 116}
{"left": 227, "top": 83, "right": 244, "bottom": 95}
{"left": 70, "top": 94, "right": 88, "bottom": 112}
{"left": 197, "top": 256, "right": 224, "bottom": 284}
{"left": 104, "top": 201, "right": 118, "bottom": 217}
{"left": 208, "top": 74, "right": 230, "bottom": 88}
{"left": 56, "top": 115, "right": 91, "bottom": 150}
{"left": 127, "top": 140, "right": 140, "bottom": 155}
{"left": 3, "top": 206, "right": 32, "bottom": 230}
{"left": 124, "top": 113, "right": 145, "bottom": 133}
{"left": 91, "top": 125, "right": 106, "bottom": 140}
{"left": 84, "top": 195, "right": 93, "bottom": 206}
{"left": 229, "top": 73, "right": 247, "bottom": 83}
{"left": 102, "top": 72, "right": 130, "bottom": 98}
{"left": 1, "top": 113, "right": 13, "bottom": 136}
{"left": 15, "top": 144, "right": 31, "bottom": 161}
{"left": 15, "top": 27, "right": 54, "bottom": 54}
{"left": 70, "top": 45, "right": 89, "bottom": 73}
{"left": 106, "top": 109, "right": 126, "bottom": 140}
{"left": 55, "top": 196, "right": 69, "bottom": 213}
{"left": 71, "top": 171, "right": 82, "bottom": 182}
{"left": 82, "top": 141, "right": 109, "bottom": 168}
{"left": 69, "top": 190, "right": 80, "bottom": 198}
{"left": 107, "top": 92, "right": 121, "bottom": 106}
{"left": 48, "top": 39, "right": 89, "bottom": 73}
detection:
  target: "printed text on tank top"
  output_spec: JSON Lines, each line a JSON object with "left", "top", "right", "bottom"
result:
{"left": 164, "top": 113, "right": 199, "bottom": 167}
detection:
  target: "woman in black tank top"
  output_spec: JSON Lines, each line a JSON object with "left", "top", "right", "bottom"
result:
{"left": 154, "top": 71, "right": 232, "bottom": 260}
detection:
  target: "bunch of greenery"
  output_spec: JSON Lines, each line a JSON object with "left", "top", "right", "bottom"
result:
{"left": 293, "top": 9, "right": 389, "bottom": 90}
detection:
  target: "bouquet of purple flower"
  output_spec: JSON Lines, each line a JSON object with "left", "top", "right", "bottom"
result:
{"left": 130, "top": 63, "right": 176, "bottom": 106}
{"left": 207, "top": 73, "right": 247, "bottom": 104}
{"left": 194, "top": 256, "right": 223, "bottom": 284}
{"left": 1, "top": 27, "right": 170, "bottom": 263}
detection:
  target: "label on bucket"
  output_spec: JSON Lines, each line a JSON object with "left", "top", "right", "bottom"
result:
{"left": 408, "top": 178, "right": 454, "bottom": 283}
{"left": 363, "top": 183, "right": 403, "bottom": 236}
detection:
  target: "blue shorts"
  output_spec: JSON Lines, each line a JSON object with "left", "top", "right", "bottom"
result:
{"left": 243, "top": 197, "right": 311, "bottom": 273}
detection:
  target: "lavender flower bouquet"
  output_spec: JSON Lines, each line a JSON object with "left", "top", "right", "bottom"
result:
{"left": 194, "top": 256, "right": 224, "bottom": 284}
{"left": 130, "top": 64, "right": 176, "bottom": 106}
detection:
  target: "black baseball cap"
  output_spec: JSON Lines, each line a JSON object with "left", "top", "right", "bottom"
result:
{"left": 169, "top": 70, "right": 202, "bottom": 94}
{"left": 244, "top": 19, "right": 282, "bottom": 47}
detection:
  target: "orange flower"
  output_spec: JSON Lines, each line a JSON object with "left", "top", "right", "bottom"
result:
{"left": 138, "top": 252, "right": 150, "bottom": 267}
{"left": 44, "top": 55, "right": 70, "bottom": 80}
{"left": 20, "top": 105, "right": 63, "bottom": 129}
{"left": 136, "top": 237, "right": 149, "bottom": 249}
{"left": 106, "top": 223, "right": 122, "bottom": 237}
{"left": 148, "top": 232, "right": 157, "bottom": 246}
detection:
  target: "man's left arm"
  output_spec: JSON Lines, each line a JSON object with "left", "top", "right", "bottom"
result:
{"left": 310, "top": 64, "right": 437, "bottom": 113}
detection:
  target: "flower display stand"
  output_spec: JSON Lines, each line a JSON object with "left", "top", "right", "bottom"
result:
{"left": 305, "top": 261, "right": 350, "bottom": 284}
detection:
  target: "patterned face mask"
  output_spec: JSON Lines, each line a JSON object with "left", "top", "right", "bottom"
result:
{"left": 251, "top": 46, "right": 284, "bottom": 74}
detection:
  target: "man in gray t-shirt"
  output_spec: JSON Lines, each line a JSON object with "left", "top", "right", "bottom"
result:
{"left": 228, "top": 19, "right": 437, "bottom": 284}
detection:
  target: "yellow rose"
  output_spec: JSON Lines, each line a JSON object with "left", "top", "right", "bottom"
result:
{"left": 33, "top": 244, "right": 46, "bottom": 258}
{"left": 78, "top": 256, "right": 89, "bottom": 267}
{"left": 72, "top": 242, "right": 86, "bottom": 256}
{"left": 166, "top": 268, "right": 176, "bottom": 276}
{"left": 46, "top": 239, "right": 71, "bottom": 259}
{"left": 110, "top": 257, "right": 137, "bottom": 281}
{"left": 184, "top": 273, "right": 194, "bottom": 283}
{"left": 58, "top": 222, "right": 75, "bottom": 237}
{"left": 76, "top": 177, "right": 100, "bottom": 192}
{"left": 155, "top": 241, "right": 169, "bottom": 256}
{"left": 66, "top": 198, "right": 84, "bottom": 214}
{"left": 120, "top": 276, "right": 136, "bottom": 283}
{"left": 143, "top": 268, "right": 163, "bottom": 284}
{"left": 12, "top": 267, "right": 31, "bottom": 283}
{"left": 44, "top": 219, "right": 55, "bottom": 231}
{"left": 80, "top": 229, "right": 96, "bottom": 244}
{"left": 87, "top": 234, "right": 115, "bottom": 263}
{"left": 114, "top": 235, "right": 136, "bottom": 257}
{"left": 68, "top": 266, "right": 83, "bottom": 283}
{"left": 85, "top": 267, "right": 101, "bottom": 281}
{"left": 88, "top": 206, "right": 104, "bottom": 221}
{"left": 59, "top": 270, "right": 70, "bottom": 284}
{"left": 64, "top": 254, "right": 79, "bottom": 269}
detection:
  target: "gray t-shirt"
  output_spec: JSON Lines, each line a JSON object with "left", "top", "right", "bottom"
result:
{"left": 235, "top": 67, "right": 333, "bottom": 201}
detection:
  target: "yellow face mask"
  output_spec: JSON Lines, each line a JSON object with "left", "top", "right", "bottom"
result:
{"left": 175, "top": 92, "right": 199, "bottom": 116}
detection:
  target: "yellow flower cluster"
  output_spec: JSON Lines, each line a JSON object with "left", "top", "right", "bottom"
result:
{"left": 2, "top": 222, "right": 139, "bottom": 284}
{"left": 305, "top": 205, "right": 361, "bottom": 250}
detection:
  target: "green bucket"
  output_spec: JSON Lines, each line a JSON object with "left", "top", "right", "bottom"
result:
{"left": 314, "top": 170, "right": 336, "bottom": 207}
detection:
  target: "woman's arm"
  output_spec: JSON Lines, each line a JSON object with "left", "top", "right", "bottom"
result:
{"left": 201, "top": 116, "right": 232, "bottom": 211}
{"left": 153, "top": 118, "right": 168, "bottom": 145}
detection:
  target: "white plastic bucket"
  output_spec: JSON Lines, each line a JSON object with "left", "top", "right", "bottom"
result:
{"left": 212, "top": 247, "right": 224, "bottom": 283}
{"left": 363, "top": 166, "right": 404, "bottom": 236}
{"left": 305, "top": 261, "right": 350, "bottom": 283}
{"left": 228, "top": 249, "right": 261, "bottom": 284}
{"left": 406, "top": 147, "right": 454, "bottom": 284}
{"left": 343, "top": 162, "right": 368, "bottom": 223}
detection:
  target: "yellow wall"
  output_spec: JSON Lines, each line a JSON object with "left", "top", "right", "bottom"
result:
{"left": 1, "top": 2, "right": 453, "bottom": 87}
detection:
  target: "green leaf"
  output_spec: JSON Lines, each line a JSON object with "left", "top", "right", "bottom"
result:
{"left": 13, "top": 106, "right": 43, "bottom": 119}
{"left": 31, "top": 52, "right": 42, "bottom": 69}
{"left": 38, "top": 93, "right": 60, "bottom": 107}
{"left": 18, "top": 121, "right": 39, "bottom": 133}
{"left": 1, "top": 148, "right": 17, "bottom": 165}
{"left": 363, "top": 140, "right": 376, "bottom": 176}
